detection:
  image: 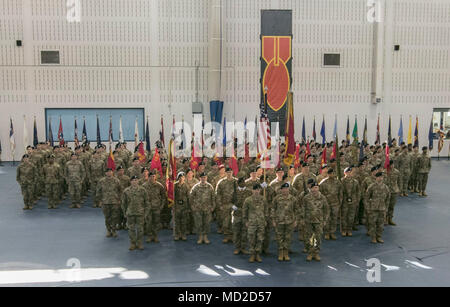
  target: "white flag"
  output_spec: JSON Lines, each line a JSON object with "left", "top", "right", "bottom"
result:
{"left": 23, "top": 115, "right": 29, "bottom": 152}
{"left": 119, "top": 116, "right": 124, "bottom": 143}
{"left": 134, "top": 117, "right": 139, "bottom": 147}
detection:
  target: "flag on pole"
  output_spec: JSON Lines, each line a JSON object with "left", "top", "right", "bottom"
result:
{"left": 134, "top": 117, "right": 139, "bottom": 147}
{"left": 330, "top": 139, "right": 337, "bottom": 161}
{"left": 82, "top": 117, "right": 87, "bottom": 144}
{"left": 320, "top": 147, "right": 327, "bottom": 173}
{"left": 48, "top": 117, "right": 54, "bottom": 147}
{"left": 398, "top": 116, "right": 404, "bottom": 144}
{"left": 23, "top": 116, "right": 29, "bottom": 151}
{"left": 302, "top": 116, "right": 306, "bottom": 143}
{"left": 96, "top": 115, "right": 101, "bottom": 146}
{"left": 352, "top": 116, "right": 358, "bottom": 143}
{"left": 138, "top": 141, "right": 146, "bottom": 164}
{"left": 190, "top": 139, "right": 201, "bottom": 171}
{"left": 438, "top": 129, "right": 445, "bottom": 153}
{"left": 359, "top": 141, "right": 364, "bottom": 162}
{"left": 414, "top": 116, "right": 419, "bottom": 147}
{"left": 388, "top": 115, "right": 392, "bottom": 147}
{"left": 160, "top": 115, "right": 165, "bottom": 147}
{"left": 107, "top": 116, "right": 116, "bottom": 171}
{"left": 428, "top": 116, "right": 433, "bottom": 151}
{"left": 283, "top": 92, "right": 295, "bottom": 166}
{"left": 244, "top": 116, "right": 250, "bottom": 162}
{"left": 320, "top": 115, "right": 326, "bottom": 145}
{"left": 33, "top": 116, "right": 38, "bottom": 147}
{"left": 304, "top": 141, "right": 311, "bottom": 162}
{"left": 376, "top": 114, "right": 380, "bottom": 144}
{"left": 74, "top": 117, "right": 79, "bottom": 148}
{"left": 9, "top": 118, "right": 16, "bottom": 159}
{"left": 150, "top": 147, "right": 163, "bottom": 177}
{"left": 332, "top": 115, "right": 337, "bottom": 140}
{"left": 145, "top": 118, "right": 150, "bottom": 152}
{"left": 222, "top": 116, "right": 227, "bottom": 148}
{"left": 294, "top": 143, "right": 301, "bottom": 168}
{"left": 119, "top": 116, "right": 124, "bottom": 143}
{"left": 166, "top": 138, "right": 176, "bottom": 207}
{"left": 312, "top": 116, "right": 316, "bottom": 142}
{"left": 108, "top": 116, "right": 113, "bottom": 149}
{"left": 407, "top": 116, "right": 412, "bottom": 145}
{"left": 363, "top": 116, "right": 368, "bottom": 146}
{"left": 57, "top": 117, "right": 64, "bottom": 146}
{"left": 180, "top": 116, "right": 186, "bottom": 150}
{"left": 384, "top": 144, "right": 390, "bottom": 172}
{"left": 229, "top": 149, "right": 239, "bottom": 176}
{"left": 335, "top": 130, "right": 341, "bottom": 180}
{"left": 346, "top": 116, "right": 350, "bottom": 145}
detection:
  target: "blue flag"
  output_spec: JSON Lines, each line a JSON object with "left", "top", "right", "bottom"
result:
{"left": 320, "top": 116, "right": 326, "bottom": 145}
{"left": 48, "top": 117, "right": 54, "bottom": 147}
{"left": 145, "top": 120, "right": 151, "bottom": 152}
{"left": 96, "top": 116, "right": 101, "bottom": 146}
{"left": 428, "top": 116, "right": 433, "bottom": 150}
{"left": 222, "top": 117, "right": 226, "bottom": 146}
{"left": 302, "top": 116, "right": 306, "bottom": 143}
{"left": 398, "top": 116, "right": 403, "bottom": 144}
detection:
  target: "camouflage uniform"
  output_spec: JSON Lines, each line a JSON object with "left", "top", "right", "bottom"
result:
{"left": 173, "top": 181, "right": 190, "bottom": 239}
{"left": 65, "top": 159, "right": 86, "bottom": 208}
{"left": 271, "top": 192, "right": 297, "bottom": 259}
{"left": 90, "top": 157, "right": 105, "bottom": 207}
{"left": 243, "top": 194, "right": 268, "bottom": 256}
{"left": 365, "top": 181, "right": 390, "bottom": 241}
{"left": 30, "top": 151, "right": 44, "bottom": 199}
{"left": 43, "top": 161, "right": 62, "bottom": 208}
{"left": 384, "top": 168, "right": 401, "bottom": 223}
{"left": 16, "top": 160, "right": 36, "bottom": 209}
{"left": 190, "top": 182, "right": 215, "bottom": 237}
{"left": 303, "top": 191, "right": 327, "bottom": 257}
{"left": 96, "top": 176, "right": 122, "bottom": 235}
{"left": 127, "top": 165, "right": 143, "bottom": 179}
{"left": 417, "top": 152, "right": 431, "bottom": 195}
{"left": 142, "top": 180, "right": 166, "bottom": 241}
{"left": 121, "top": 184, "right": 149, "bottom": 249}
{"left": 233, "top": 184, "right": 252, "bottom": 253}
{"left": 341, "top": 176, "right": 360, "bottom": 233}
{"left": 319, "top": 176, "right": 343, "bottom": 238}
{"left": 399, "top": 150, "right": 412, "bottom": 195}
{"left": 409, "top": 150, "right": 420, "bottom": 191}
{"left": 215, "top": 177, "right": 238, "bottom": 240}
{"left": 185, "top": 177, "right": 199, "bottom": 234}
{"left": 117, "top": 173, "right": 131, "bottom": 228}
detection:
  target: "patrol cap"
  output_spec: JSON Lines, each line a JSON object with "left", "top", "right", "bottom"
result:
{"left": 253, "top": 184, "right": 262, "bottom": 190}
{"left": 199, "top": 172, "right": 207, "bottom": 177}
{"left": 177, "top": 172, "right": 185, "bottom": 179}
{"left": 375, "top": 172, "right": 383, "bottom": 177}
{"left": 327, "top": 168, "right": 334, "bottom": 174}
{"left": 117, "top": 165, "right": 124, "bottom": 170}
{"left": 344, "top": 167, "right": 352, "bottom": 173}
{"left": 131, "top": 175, "right": 139, "bottom": 181}
{"left": 281, "top": 182, "right": 290, "bottom": 189}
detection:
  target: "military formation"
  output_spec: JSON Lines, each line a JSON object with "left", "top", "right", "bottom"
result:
{"left": 16, "top": 139, "right": 432, "bottom": 262}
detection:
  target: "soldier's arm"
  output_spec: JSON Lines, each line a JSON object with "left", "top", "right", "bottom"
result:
{"left": 95, "top": 179, "right": 102, "bottom": 203}
{"left": 16, "top": 166, "right": 21, "bottom": 183}
{"left": 121, "top": 191, "right": 128, "bottom": 215}
{"left": 160, "top": 184, "right": 167, "bottom": 209}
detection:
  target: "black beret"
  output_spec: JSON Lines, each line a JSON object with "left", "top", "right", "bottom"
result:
{"left": 375, "top": 172, "right": 383, "bottom": 177}
{"left": 422, "top": 146, "right": 428, "bottom": 151}
{"left": 131, "top": 176, "right": 139, "bottom": 180}
{"left": 281, "top": 182, "right": 290, "bottom": 189}
{"left": 330, "top": 158, "right": 336, "bottom": 163}
{"left": 307, "top": 178, "right": 316, "bottom": 185}
{"left": 177, "top": 172, "right": 185, "bottom": 179}
{"left": 117, "top": 165, "right": 124, "bottom": 170}
{"left": 389, "top": 159, "right": 394, "bottom": 165}
{"left": 276, "top": 167, "right": 284, "bottom": 172}
{"left": 199, "top": 172, "right": 207, "bottom": 177}
{"left": 311, "top": 182, "right": 319, "bottom": 187}
{"left": 253, "top": 184, "right": 262, "bottom": 190}
{"left": 327, "top": 168, "right": 334, "bottom": 174}
{"left": 226, "top": 167, "right": 232, "bottom": 172}
{"left": 106, "top": 168, "right": 113, "bottom": 172}
{"left": 301, "top": 162, "right": 309, "bottom": 167}
{"left": 141, "top": 167, "right": 149, "bottom": 173}
{"left": 22, "top": 154, "right": 29, "bottom": 159}
{"left": 371, "top": 166, "right": 378, "bottom": 172}
{"left": 344, "top": 167, "right": 352, "bottom": 173}
{"left": 133, "top": 157, "right": 139, "bottom": 161}
{"left": 321, "top": 164, "right": 328, "bottom": 169}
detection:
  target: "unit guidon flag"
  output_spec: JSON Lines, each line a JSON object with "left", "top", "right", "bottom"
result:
{"left": 260, "top": 10, "right": 292, "bottom": 136}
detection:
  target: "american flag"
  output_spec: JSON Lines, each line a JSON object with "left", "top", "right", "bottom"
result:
{"left": 74, "top": 117, "right": 79, "bottom": 148}
{"left": 258, "top": 88, "right": 271, "bottom": 165}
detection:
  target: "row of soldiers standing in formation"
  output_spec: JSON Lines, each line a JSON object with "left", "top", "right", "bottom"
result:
{"left": 16, "top": 139, "right": 432, "bottom": 262}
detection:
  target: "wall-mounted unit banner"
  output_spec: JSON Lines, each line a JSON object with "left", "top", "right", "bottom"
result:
{"left": 260, "top": 10, "right": 292, "bottom": 136}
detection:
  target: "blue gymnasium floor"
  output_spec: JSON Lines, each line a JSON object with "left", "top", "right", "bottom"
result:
{"left": 0, "top": 160, "right": 449, "bottom": 287}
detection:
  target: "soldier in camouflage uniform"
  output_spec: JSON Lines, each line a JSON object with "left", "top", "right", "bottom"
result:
{"left": 271, "top": 183, "right": 297, "bottom": 261}
{"left": 341, "top": 167, "right": 360, "bottom": 236}
{"left": 96, "top": 168, "right": 122, "bottom": 237}
{"left": 116, "top": 165, "right": 130, "bottom": 229}
{"left": 65, "top": 153, "right": 86, "bottom": 208}
{"left": 319, "top": 168, "right": 343, "bottom": 240}
{"left": 243, "top": 184, "right": 268, "bottom": 263}
{"left": 89, "top": 150, "right": 106, "bottom": 207}
{"left": 142, "top": 170, "right": 167, "bottom": 243}
{"left": 185, "top": 168, "right": 199, "bottom": 234}
{"left": 173, "top": 172, "right": 190, "bottom": 241}
{"left": 398, "top": 145, "right": 412, "bottom": 196}
{"left": 232, "top": 176, "right": 252, "bottom": 255}
{"left": 190, "top": 173, "right": 215, "bottom": 244}
{"left": 417, "top": 146, "right": 432, "bottom": 197}
{"left": 215, "top": 167, "right": 238, "bottom": 243}
{"left": 384, "top": 160, "right": 402, "bottom": 225}
{"left": 43, "top": 155, "right": 62, "bottom": 209}
{"left": 365, "top": 172, "right": 390, "bottom": 243}
{"left": 292, "top": 162, "right": 317, "bottom": 195}
{"left": 16, "top": 154, "right": 36, "bottom": 210}
{"left": 121, "top": 176, "right": 149, "bottom": 250}
{"left": 127, "top": 158, "right": 143, "bottom": 179}
{"left": 244, "top": 167, "right": 260, "bottom": 189}
{"left": 303, "top": 182, "right": 328, "bottom": 261}
{"left": 297, "top": 178, "right": 316, "bottom": 250}
{"left": 409, "top": 145, "right": 420, "bottom": 192}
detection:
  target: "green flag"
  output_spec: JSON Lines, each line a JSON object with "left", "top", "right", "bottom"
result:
{"left": 352, "top": 116, "right": 358, "bottom": 142}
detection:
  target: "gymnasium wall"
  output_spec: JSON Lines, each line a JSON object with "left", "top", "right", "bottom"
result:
{"left": 0, "top": 0, "right": 449, "bottom": 161}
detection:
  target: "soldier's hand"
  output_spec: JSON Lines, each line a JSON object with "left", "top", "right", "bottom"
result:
{"left": 246, "top": 222, "right": 249, "bottom": 228}
{"left": 272, "top": 221, "right": 276, "bottom": 227}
